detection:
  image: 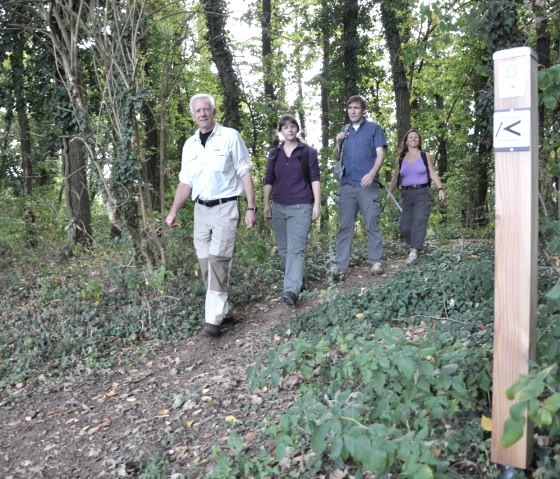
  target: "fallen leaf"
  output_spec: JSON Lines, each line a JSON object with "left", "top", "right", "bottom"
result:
{"left": 355, "top": 313, "right": 364, "bottom": 319}
{"left": 224, "top": 415, "right": 237, "bottom": 423}
{"left": 106, "top": 390, "right": 117, "bottom": 398}
{"left": 261, "top": 386, "right": 268, "bottom": 393}
{"left": 186, "top": 420, "right": 196, "bottom": 428}
{"left": 158, "top": 409, "right": 170, "bottom": 416}
{"left": 329, "top": 468, "right": 347, "bottom": 479}
{"left": 86, "top": 417, "right": 111, "bottom": 435}
{"left": 481, "top": 415, "right": 492, "bottom": 432}
{"left": 431, "top": 448, "right": 442, "bottom": 458}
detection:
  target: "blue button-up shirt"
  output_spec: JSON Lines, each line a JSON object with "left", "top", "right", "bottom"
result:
{"left": 340, "top": 120, "right": 387, "bottom": 187}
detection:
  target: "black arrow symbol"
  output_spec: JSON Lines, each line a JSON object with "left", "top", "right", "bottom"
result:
{"left": 504, "top": 120, "right": 521, "bottom": 136}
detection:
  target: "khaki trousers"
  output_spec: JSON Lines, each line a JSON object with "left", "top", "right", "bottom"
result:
{"left": 193, "top": 201, "right": 239, "bottom": 325}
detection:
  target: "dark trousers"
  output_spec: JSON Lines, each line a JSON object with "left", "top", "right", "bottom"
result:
{"left": 400, "top": 188, "right": 432, "bottom": 250}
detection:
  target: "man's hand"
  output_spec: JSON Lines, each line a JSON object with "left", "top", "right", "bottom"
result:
{"left": 360, "top": 172, "right": 375, "bottom": 187}
{"left": 245, "top": 210, "right": 257, "bottom": 228}
{"left": 165, "top": 213, "right": 178, "bottom": 228}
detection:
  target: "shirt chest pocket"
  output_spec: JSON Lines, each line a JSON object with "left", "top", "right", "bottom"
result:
{"left": 208, "top": 148, "right": 232, "bottom": 173}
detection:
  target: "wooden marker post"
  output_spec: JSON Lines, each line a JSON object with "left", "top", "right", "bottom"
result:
{"left": 491, "top": 47, "right": 538, "bottom": 469}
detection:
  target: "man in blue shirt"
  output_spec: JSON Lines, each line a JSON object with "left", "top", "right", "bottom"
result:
{"left": 333, "top": 95, "right": 388, "bottom": 277}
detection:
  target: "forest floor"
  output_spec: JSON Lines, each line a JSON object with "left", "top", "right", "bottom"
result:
{"left": 0, "top": 258, "right": 406, "bottom": 479}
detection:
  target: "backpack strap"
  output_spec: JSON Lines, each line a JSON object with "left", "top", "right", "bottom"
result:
{"left": 398, "top": 154, "right": 405, "bottom": 187}
{"left": 299, "top": 145, "right": 311, "bottom": 184}
{"left": 420, "top": 151, "right": 431, "bottom": 185}
{"left": 270, "top": 143, "right": 311, "bottom": 184}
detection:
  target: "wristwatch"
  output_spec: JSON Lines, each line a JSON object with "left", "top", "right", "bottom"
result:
{"left": 247, "top": 207, "right": 258, "bottom": 212}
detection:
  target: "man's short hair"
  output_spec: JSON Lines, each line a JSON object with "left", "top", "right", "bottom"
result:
{"left": 277, "top": 113, "right": 300, "bottom": 133}
{"left": 346, "top": 95, "right": 366, "bottom": 110}
{"left": 190, "top": 93, "right": 216, "bottom": 114}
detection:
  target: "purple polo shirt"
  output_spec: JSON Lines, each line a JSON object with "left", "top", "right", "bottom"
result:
{"left": 264, "top": 142, "right": 320, "bottom": 205}
{"left": 340, "top": 120, "right": 387, "bottom": 187}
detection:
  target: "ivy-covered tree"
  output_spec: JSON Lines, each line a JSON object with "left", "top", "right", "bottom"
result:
{"left": 202, "top": 0, "right": 243, "bottom": 130}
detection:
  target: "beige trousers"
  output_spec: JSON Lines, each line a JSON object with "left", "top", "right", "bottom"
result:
{"left": 193, "top": 201, "right": 239, "bottom": 325}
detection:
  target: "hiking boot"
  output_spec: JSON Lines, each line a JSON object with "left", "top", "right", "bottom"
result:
{"left": 331, "top": 267, "right": 346, "bottom": 282}
{"left": 371, "top": 262, "right": 384, "bottom": 275}
{"left": 282, "top": 291, "right": 298, "bottom": 309}
{"left": 406, "top": 252, "right": 418, "bottom": 265}
{"left": 199, "top": 323, "right": 222, "bottom": 338}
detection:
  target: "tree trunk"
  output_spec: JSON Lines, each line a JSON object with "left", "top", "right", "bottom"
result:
{"left": 532, "top": 0, "right": 550, "bottom": 146}
{"left": 320, "top": 0, "right": 332, "bottom": 230}
{"left": 142, "top": 98, "right": 160, "bottom": 212}
{"left": 379, "top": 1, "right": 411, "bottom": 143}
{"left": 261, "top": 0, "right": 278, "bottom": 147}
{"left": 12, "top": 32, "right": 32, "bottom": 196}
{"left": 342, "top": 0, "right": 359, "bottom": 98}
{"left": 435, "top": 94, "right": 448, "bottom": 177}
{"left": 293, "top": 31, "right": 307, "bottom": 141}
{"left": 47, "top": 0, "right": 94, "bottom": 249}
{"left": 202, "top": 0, "right": 242, "bottom": 130}
{"left": 62, "top": 135, "right": 93, "bottom": 248}
{"left": 320, "top": 1, "right": 331, "bottom": 150}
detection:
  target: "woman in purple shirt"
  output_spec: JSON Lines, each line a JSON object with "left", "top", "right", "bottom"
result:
{"left": 263, "top": 114, "right": 321, "bottom": 308}
{"left": 389, "top": 129, "right": 445, "bottom": 265}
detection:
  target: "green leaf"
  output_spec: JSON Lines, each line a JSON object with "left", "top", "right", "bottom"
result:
{"left": 440, "top": 363, "right": 459, "bottom": 375}
{"left": 371, "top": 370, "right": 386, "bottom": 393}
{"left": 343, "top": 434, "right": 369, "bottom": 460}
{"left": 544, "top": 393, "right": 560, "bottom": 413}
{"left": 330, "top": 436, "right": 343, "bottom": 460}
{"left": 311, "top": 422, "right": 330, "bottom": 455}
{"left": 509, "top": 401, "right": 527, "bottom": 421}
{"left": 537, "top": 408, "right": 553, "bottom": 426}
{"left": 545, "top": 278, "right": 560, "bottom": 309}
{"left": 518, "top": 379, "right": 545, "bottom": 402}
{"left": 543, "top": 95, "right": 558, "bottom": 110}
{"left": 275, "top": 440, "right": 287, "bottom": 462}
{"left": 363, "top": 446, "right": 388, "bottom": 474}
{"left": 501, "top": 417, "right": 525, "bottom": 448}
{"left": 395, "top": 356, "right": 415, "bottom": 379}
{"left": 409, "top": 464, "right": 434, "bottom": 479}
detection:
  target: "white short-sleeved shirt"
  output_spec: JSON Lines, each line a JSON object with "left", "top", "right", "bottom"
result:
{"left": 179, "top": 124, "right": 251, "bottom": 201}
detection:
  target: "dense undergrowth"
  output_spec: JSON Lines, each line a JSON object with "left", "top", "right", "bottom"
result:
{"left": 1, "top": 214, "right": 559, "bottom": 478}
{"left": 203, "top": 242, "right": 559, "bottom": 479}
{"left": 0, "top": 214, "right": 348, "bottom": 391}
